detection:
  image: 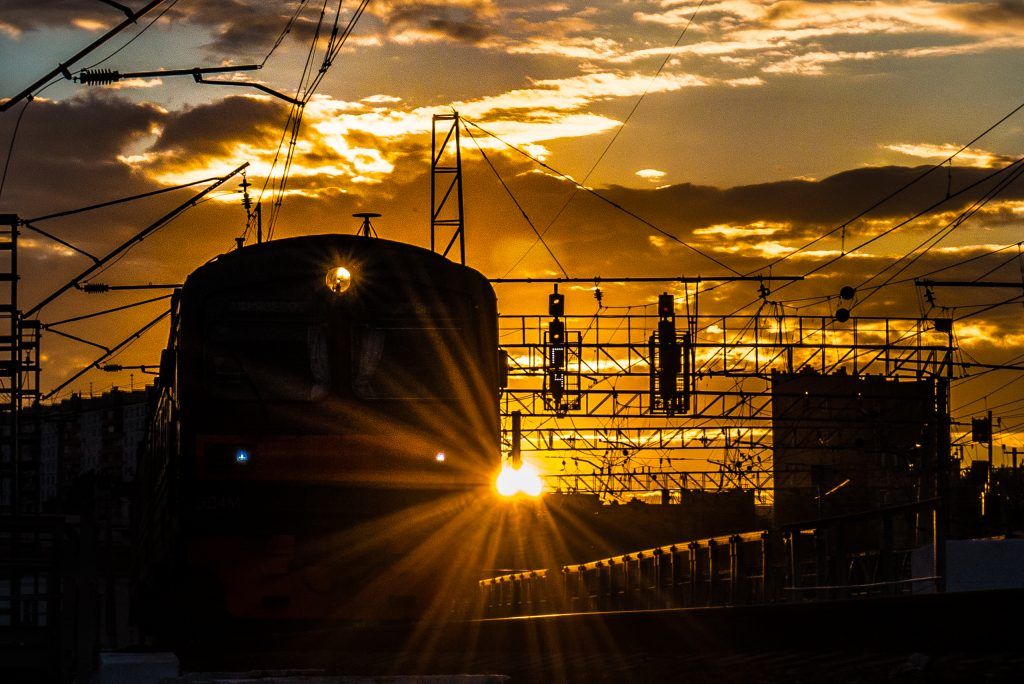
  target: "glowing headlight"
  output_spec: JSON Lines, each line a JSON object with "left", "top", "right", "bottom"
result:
{"left": 496, "top": 463, "right": 543, "bottom": 497}
{"left": 326, "top": 266, "right": 352, "bottom": 294}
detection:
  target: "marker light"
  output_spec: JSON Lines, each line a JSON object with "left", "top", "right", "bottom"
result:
{"left": 435, "top": 451, "right": 446, "bottom": 463}
{"left": 234, "top": 448, "right": 250, "bottom": 464}
{"left": 496, "top": 463, "right": 543, "bottom": 497}
{"left": 326, "top": 266, "right": 352, "bottom": 294}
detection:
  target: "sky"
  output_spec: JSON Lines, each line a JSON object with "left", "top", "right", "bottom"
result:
{"left": 2, "top": 0, "right": 1024, "bottom": 469}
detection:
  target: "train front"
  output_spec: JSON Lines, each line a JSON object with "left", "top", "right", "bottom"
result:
{"left": 168, "top": 234, "right": 500, "bottom": 629}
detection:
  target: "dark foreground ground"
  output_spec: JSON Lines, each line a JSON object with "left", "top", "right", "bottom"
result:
{"left": 161, "top": 589, "right": 1024, "bottom": 682}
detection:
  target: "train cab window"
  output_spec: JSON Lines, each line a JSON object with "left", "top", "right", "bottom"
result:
{"left": 351, "top": 325, "right": 459, "bottom": 400}
{"left": 203, "top": 298, "right": 330, "bottom": 402}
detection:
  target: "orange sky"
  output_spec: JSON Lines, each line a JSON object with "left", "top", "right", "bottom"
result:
{"left": 3, "top": 0, "right": 1024, "bottom": 470}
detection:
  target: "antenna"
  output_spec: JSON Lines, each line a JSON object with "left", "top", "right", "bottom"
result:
{"left": 353, "top": 212, "right": 380, "bottom": 238}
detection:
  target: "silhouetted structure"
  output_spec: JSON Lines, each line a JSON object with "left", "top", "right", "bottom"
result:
{"left": 771, "top": 370, "right": 935, "bottom": 524}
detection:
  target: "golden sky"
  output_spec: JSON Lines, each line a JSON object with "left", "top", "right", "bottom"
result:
{"left": 3, "top": 0, "right": 1024, "bottom": 468}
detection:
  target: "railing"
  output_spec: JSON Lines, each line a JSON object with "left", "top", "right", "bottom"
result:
{"left": 478, "top": 498, "right": 944, "bottom": 617}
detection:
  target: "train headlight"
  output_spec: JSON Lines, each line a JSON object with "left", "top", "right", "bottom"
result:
{"left": 326, "top": 265, "right": 352, "bottom": 294}
{"left": 496, "top": 463, "right": 543, "bottom": 497}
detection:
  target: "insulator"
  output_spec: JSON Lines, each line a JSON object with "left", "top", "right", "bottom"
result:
{"left": 79, "top": 69, "right": 121, "bottom": 85}
{"left": 81, "top": 283, "right": 110, "bottom": 293}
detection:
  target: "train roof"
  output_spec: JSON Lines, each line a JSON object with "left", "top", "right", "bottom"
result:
{"left": 183, "top": 233, "right": 491, "bottom": 294}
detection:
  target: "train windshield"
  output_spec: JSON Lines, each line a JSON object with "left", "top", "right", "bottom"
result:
{"left": 351, "top": 325, "right": 459, "bottom": 400}
{"left": 203, "top": 299, "right": 466, "bottom": 403}
{"left": 204, "top": 299, "right": 330, "bottom": 402}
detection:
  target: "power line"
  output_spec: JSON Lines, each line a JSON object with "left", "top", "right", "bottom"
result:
{"left": 462, "top": 117, "right": 743, "bottom": 276}
{"left": 505, "top": 0, "right": 708, "bottom": 276}
{"left": 747, "top": 96, "right": 1024, "bottom": 276}
{"left": 462, "top": 122, "right": 569, "bottom": 278}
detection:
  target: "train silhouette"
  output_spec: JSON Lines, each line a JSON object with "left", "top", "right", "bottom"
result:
{"left": 135, "top": 234, "right": 503, "bottom": 642}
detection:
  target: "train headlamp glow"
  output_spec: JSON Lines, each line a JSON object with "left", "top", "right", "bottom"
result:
{"left": 496, "top": 463, "right": 543, "bottom": 497}
{"left": 326, "top": 266, "right": 352, "bottom": 294}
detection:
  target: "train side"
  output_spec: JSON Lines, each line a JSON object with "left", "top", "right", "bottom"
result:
{"left": 136, "top": 235, "right": 501, "bottom": 640}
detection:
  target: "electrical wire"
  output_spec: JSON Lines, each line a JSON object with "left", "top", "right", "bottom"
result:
{"left": 80, "top": 0, "right": 181, "bottom": 73}
{"left": 261, "top": 0, "right": 312, "bottom": 67}
{"left": 0, "top": 98, "right": 30, "bottom": 203}
{"left": 463, "top": 117, "right": 742, "bottom": 276}
{"left": 747, "top": 96, "right": 1024, "bottom": 277}
{"left": 463, "top": 121, "right": 569, "bottom": 278}
{"left": 503, "top": 0, "right": 707, "bottom": 277}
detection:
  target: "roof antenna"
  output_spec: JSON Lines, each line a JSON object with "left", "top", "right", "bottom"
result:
{"left": 353, "top": 212, "right": 380, "bottom": 238}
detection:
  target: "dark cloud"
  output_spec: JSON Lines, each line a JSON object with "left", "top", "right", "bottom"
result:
{"left": 374, "top": 1, "right": 495, "bottom": 44}
{"left": 0, "top": 92, "right": 163, "bottom": 216}
{"left": 150, "top": 95, "right": 287, "bottom": 156}
{"left": 944, "top": 0, "right": 1024, "bottom": 31}
{"left": 0, "top": 0, "right": 114, "bottom": 33}
{"left": 597, "top": 164, "right": 1024, "bottom": 243}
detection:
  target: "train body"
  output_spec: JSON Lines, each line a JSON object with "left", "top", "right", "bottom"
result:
{"left": 136, "top": 234, "right": 501, "bottom": 638}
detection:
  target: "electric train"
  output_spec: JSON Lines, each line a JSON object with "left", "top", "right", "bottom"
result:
{"left": 135, "top": 234, "right": 503, "bottom": 641}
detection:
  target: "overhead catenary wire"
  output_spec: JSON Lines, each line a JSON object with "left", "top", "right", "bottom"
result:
{"left": 43, "top": 308, "right": 171, "bottom": 400}
{"left": 462, "top": 117, "right": 743, "bottom": 277}
{"left": 255, "top": 0, "right": 373, "bottom": 243}
{"left": 848, "top": 158, "right": 1024, "bottom": 312}
{"left": 261, "top": 0, "right": 312, "bottom": 67}
{"left": 746, "top": 95, "right": 1024, "bottom": 277}
{"left": 503, "top": 0, "right": 707, "bottom": 277}
{"left": 462, "top": 121, "right": 569, "bottom": 278}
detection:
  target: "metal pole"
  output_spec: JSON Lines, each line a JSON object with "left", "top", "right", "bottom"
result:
{"left": 511, "top": 411, "right": 522, "bottom": 468}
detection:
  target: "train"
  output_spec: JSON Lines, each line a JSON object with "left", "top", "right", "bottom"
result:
{"left": 135, "top": 233, "right": 505, "bottom": 643}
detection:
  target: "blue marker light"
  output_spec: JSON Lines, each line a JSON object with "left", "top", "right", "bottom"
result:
{"left": 234, "top": 449, "right": 250, "bottom": 464}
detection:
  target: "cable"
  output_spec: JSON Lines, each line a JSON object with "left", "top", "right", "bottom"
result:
{"left": 505, "top": 0, "right": 707, "bottom": 276}
{"left": 0, "top": 98, "right": 31, "bottom": 203}
{"left": 80, "top": 0, "right": 181, "bottom": 73}
{"left": 748, "top": 95, "right": 1024, "bottom": 276}
{"left": 849, "top": 159, "right": 1024, "bottom": 311}
{"left": 463, "top": 122, "right": 569, "bottom": 278}
{"left": 261, "top": 0, "right": 311, "bottom": 67}
{"left": 463, "top": 117, "right": 742, "bottom": 276}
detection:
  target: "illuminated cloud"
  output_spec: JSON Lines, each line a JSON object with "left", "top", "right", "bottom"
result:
{"left": 635, "top": 168, "right": 667, "bottom": 182}
{"left": 632, "top": 0, "right": 1024, "bottom": 75}
{"left": 883, "top": 142, "right": 1015, "bottom": 169}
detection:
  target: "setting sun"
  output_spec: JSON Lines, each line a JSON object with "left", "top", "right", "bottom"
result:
{"left": 495, "top": 462, "right": 544, "bottom": 498}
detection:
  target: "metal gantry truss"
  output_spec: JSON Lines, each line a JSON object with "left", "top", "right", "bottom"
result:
{"left": 0, "top": 215, "right": 42, "bottom": 515}
{"left": 499, "top": 301, "right": 954, "bottom": 500}
{"left": 430, "top": 112, "right": 465, "bottom": 264}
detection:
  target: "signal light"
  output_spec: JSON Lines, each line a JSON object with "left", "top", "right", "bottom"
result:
{"left": 549, "top": 291, "right": 564, "bottom": 317}
{"left": 658, "top": 293, "right": 674, "bottom": 320}
{"left": 972, "top": 417, "right": 992, "bottom": 444}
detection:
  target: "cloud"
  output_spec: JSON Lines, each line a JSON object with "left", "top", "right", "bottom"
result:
{"left": 635, "top": 168, "right": 667, "bottom": 181}
{"left": 7, "top": 88, "right": 1024, "bottom": 396}
{"left": 631, "top": 1, "right": 1024, "bottom": 76}
{"left": 883, "top": 142, "right": 1016, "bottom": 169}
